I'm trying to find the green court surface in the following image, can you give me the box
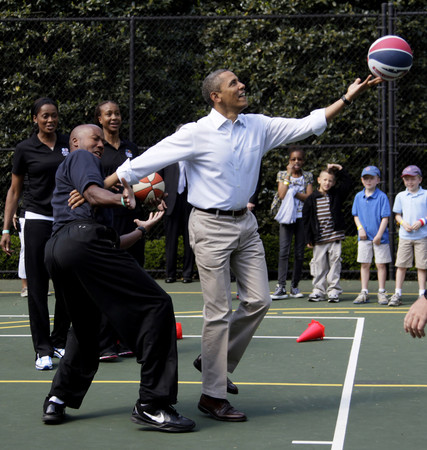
[1,278,426,450]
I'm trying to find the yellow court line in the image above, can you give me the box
[0,325,31,330]
[0,320,30,325]
[2,380,427,388]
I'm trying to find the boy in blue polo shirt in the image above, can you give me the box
[389,165,427,306]
[352,166,391,304]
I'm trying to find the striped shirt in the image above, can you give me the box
[315,195,345,244]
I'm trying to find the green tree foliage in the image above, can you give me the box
[0,1,425,276]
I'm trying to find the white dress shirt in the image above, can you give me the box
[117,107,327,210]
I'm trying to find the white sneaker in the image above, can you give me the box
[377,291,389,305]
[271,284,288,300]
[388,293,402,307]
[290,287,304,298]
[53,348,65,359]
[308,293,326,302]
[353,292,369,304]
[20,287,28,297]
[35,355,53,370]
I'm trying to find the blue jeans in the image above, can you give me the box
[277,218,305,288]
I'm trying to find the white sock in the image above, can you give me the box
[395,288,402,296]
[378,289,386,293]
[361,289,368,294]
[420,289,426,296]
[49,396,64,405]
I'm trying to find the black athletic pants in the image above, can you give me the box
[164,192,195,280]
[44,221,178,408]
[24,219,69,357]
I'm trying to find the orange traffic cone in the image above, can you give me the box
[296,319,325,342]
[176,322,183,340]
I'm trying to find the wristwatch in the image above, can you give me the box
[341,95,352,106]
[137,226,146,236]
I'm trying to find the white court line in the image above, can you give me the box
[291,317,364,449]
[330,317,364,450]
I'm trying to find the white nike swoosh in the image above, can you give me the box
[143,411,165,423]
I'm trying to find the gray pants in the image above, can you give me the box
[310,240,343,298]
[189,208,271,399]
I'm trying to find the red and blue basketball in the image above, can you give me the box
[367,35,413,81]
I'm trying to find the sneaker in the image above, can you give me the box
[308,293,326,302]
[99,351,119,362]
[117,344,134,357]
[42,396,66,424]
[328,296,340,303]
[53,348,65,359]
[131,401,196,432]
[35,355,53,370]
[20,287,28,297]
[290,287,304,298]
[377,291,389,305]
[353,292,369,304]
[388,293,402,307]
[271,285,288,300]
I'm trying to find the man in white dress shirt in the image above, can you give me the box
[106,69,382,422]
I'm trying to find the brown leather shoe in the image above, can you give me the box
[193,354,238,395]
[198,394,247,422]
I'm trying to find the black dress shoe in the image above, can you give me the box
[193,354,238,395]
[42,396,66,424]
[182,278,193,283]
[198,394,247,422]
[165,278,176,283]
[131,401,195,432]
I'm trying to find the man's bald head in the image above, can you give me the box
[69,124,104,159]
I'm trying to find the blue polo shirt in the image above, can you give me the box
[352,187,390,243]
[393,187,427,240]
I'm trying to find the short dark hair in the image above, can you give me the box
[288,146,305,158]
[201,69,229,107]
[94,100,119,126]
[32,97,58,117]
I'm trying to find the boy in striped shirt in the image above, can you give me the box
[303,164,352,302]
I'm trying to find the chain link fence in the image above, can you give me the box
[1,6,426,278]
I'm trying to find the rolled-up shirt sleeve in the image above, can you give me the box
[310,108,327,136]
[264,108,327,151]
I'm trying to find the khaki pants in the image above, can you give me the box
[189,208,271,399]
[310,240,343,298]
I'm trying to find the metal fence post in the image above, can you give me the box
[387,2,397,280]
[129,16,135,142]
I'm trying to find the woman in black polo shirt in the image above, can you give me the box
[94,100,144,360]
[1,98,70,370]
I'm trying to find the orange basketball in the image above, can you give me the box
[132,173,165,203]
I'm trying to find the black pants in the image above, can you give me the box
[24,219,69,357]
[99,212,146,354]
[44,221,178,408]
[164,193,195,279]
[277,218,306,288]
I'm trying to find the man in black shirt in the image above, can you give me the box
[42,124,195,432]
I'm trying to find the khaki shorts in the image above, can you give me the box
[357,240,392,264]
[395,237,427,269]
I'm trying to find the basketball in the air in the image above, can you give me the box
[367,35,413,81]
[132,173,165,203]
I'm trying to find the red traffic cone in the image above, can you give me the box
[176,322,183,340]
[296,319,325,342]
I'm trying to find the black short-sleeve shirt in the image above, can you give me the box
[51,149,105,233]
[12,133,70,216]
[100,139,139,177]
[100,138,142,217]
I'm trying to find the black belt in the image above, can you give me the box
[195,207,247,217]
